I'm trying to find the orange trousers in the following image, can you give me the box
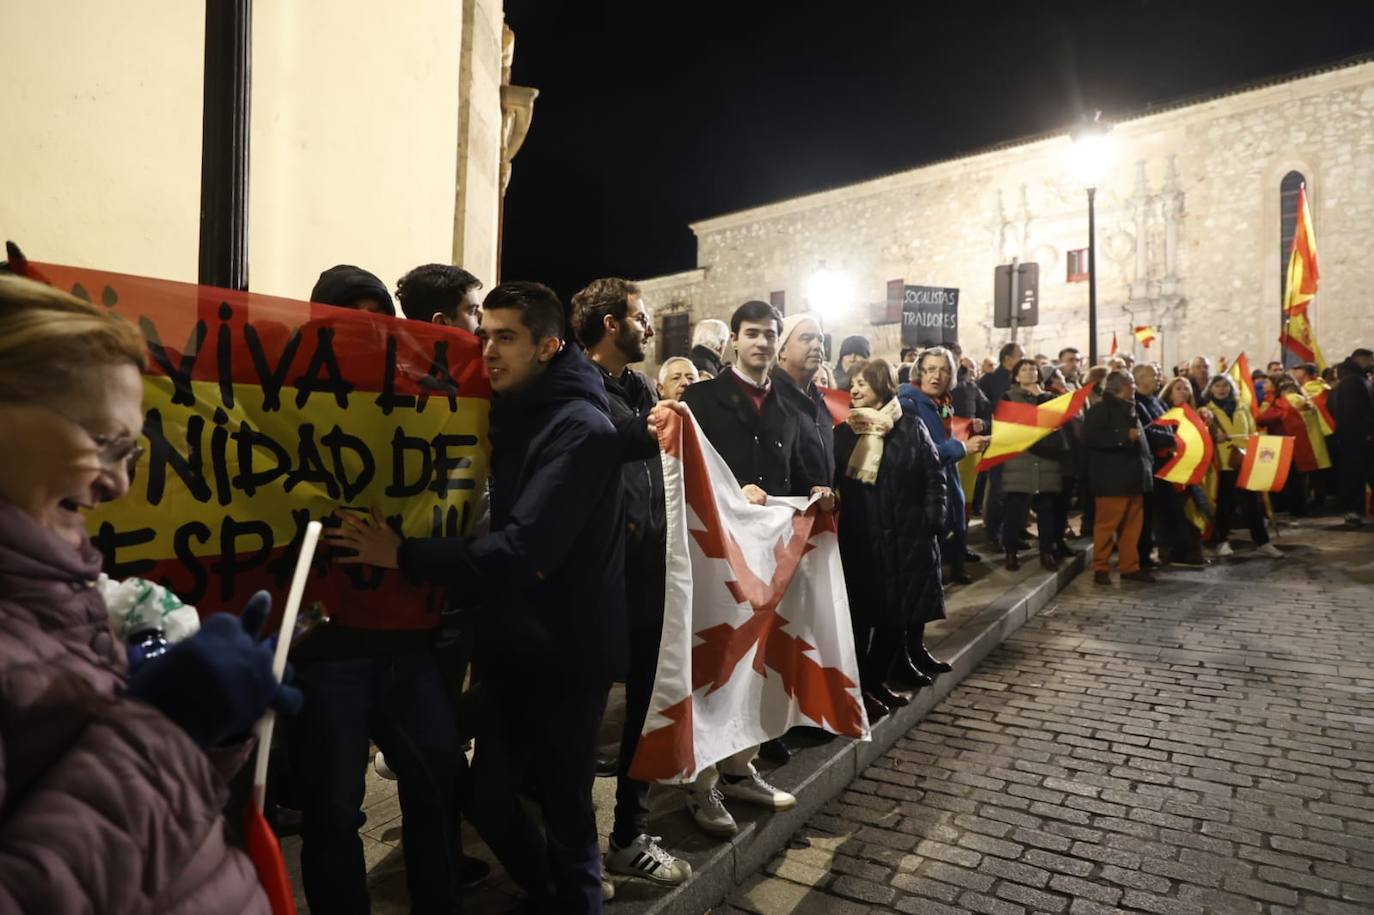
[1093,495,1144,573]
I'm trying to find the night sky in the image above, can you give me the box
[500,1,1374,301]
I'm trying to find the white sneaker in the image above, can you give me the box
[1345,513,1363,527]
[606,834,692,886]
[718,770,797,810]
[602,877,615,902]
[1257,543,1283,558]
[687,786,738,837]
[373,751,398,781]
[1217,542,1234,557]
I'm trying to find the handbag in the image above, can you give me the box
[1227,445,1245,470]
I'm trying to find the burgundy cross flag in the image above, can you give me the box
[629,409,869,783]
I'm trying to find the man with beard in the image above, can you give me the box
[569,278,691,889]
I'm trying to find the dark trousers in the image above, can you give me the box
[469,677,610,914]
[853,623,904,690]
[1002,491,1056,554]
[971,471,988,516]
[983,465,1007,542]
[1339,441,1374,515]
[947,475,969,569]
[612,622,661,846]
[297,651,463,915]
[1153,483,1204,563]
[1137,492,1156,563]
[1216,470,1269,545]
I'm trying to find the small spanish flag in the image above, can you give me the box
[1152,404,1213,486]
[1237,434,1295,492]
[1133,325,1157,348]
[1109,332,1119,356]
[1228,352,1259,419]
[977,385,1094,471]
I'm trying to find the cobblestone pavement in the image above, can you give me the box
[723,519,1374,915]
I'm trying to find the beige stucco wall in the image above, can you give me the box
[647,59,1374,370]
[1,1,504,300]
[0,2,205,281]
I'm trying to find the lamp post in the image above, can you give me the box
[1069,115,1116,365]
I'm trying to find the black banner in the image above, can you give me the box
[901,285,959,347]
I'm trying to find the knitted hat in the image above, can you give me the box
[780,312,822,348]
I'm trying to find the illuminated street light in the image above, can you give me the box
[1069,113,1116,365]
[806,263,853,324]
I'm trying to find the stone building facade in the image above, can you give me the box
[640,56,1374,371]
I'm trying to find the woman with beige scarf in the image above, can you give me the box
[833,359,947,721]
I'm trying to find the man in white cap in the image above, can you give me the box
[771,312,835,492]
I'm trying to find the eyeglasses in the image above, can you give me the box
[42,403,144,471]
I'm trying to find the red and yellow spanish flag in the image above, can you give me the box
[1306,381,1336,435]
[976,385,1093,471]
[1152,405,1213,486]
[1133,325,1157,348]
[1237,434,1295,492]
[1281,185,1326,370]
[1228,352,1259,420]
[1109,332,1119,356]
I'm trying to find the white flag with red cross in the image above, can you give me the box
[628,408,870,784]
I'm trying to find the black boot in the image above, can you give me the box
[888,638,934,690]
[910,643,952,675]
[1005,549,1020,571]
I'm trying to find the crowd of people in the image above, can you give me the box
[3,260,1372,915]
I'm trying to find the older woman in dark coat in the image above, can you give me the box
[834,359,948,721]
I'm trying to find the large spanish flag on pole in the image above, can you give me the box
[1228,353,1259,420]
[1237,434,1296,492]
[976,385,1093,471]
[1281,185,1326,370]
[1152,405,1213,486]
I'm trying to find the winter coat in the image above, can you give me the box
[951,374,992,423]
[1257,395,1322,472]
[689,344,725,380]
[977,365,1013,408]
[1334,359,1374,444]
[399,344,626,684]
[1001,387,1065,495]
[681,370,817,496]
[0,501,269,915]
[771,366,836,497]
[1134,391,1176,471]
[597,363,667,631]
[1083,391,1154,497]
[896,384,969,536]
[834,411,947,630]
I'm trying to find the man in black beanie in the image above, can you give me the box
[833,335,872,391]
[310,264,396,316]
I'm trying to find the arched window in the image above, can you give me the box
[1279,171,1305,365]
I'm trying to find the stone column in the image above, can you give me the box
[1130,160,1151,301]
[1161,155,1183,295]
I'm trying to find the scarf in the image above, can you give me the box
[844,397,902,483]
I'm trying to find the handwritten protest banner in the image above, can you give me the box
[17,257,490,628]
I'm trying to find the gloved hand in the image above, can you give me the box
[127,591,304,748]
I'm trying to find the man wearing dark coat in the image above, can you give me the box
[1334,348,1374,526]
[770,312,835,494]
[328,282,625,914]
[688,318,729,379]
[1131,363,1175,568]
[1083,370,1155,584]
[569,278,690,888]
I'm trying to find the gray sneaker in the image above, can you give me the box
[718,770,797,810]
[687,786,738,837]
[606,834,692,886]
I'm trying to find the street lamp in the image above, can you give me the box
[805,263,854,325]
[1069,113,1116,365]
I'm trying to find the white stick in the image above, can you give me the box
[251,520,323,812]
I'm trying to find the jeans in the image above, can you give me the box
[983,465,1007,542]
[468,677,610,914]
[1153,483,1204,563]
[612,622,661,846]
[297,651,463,915]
